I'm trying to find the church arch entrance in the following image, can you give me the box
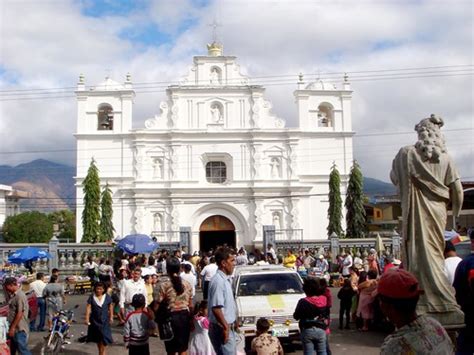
[199,215,236,252]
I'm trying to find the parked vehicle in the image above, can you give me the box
[232,265,304,340]
[42,305,79,354]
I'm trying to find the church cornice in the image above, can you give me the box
[75,89,135,97]
[193,55,237,62]
[166,85,264,93]
[294,89,352,96]
[120,185,312,197]
[75,130,354,140]
[74,133,133,138]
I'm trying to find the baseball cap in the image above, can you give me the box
[377,268,423,299]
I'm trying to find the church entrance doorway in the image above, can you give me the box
[199,215,236,252]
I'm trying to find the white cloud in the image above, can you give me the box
[0,0,472,183]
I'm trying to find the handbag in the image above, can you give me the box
[155,301,174,341]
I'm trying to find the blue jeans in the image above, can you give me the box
[301,326,327,355]
[209,322,236,355]
[30,297,46,331]
[10,331,32,355]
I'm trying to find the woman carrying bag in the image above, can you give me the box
[153,257,193,355]
[293,278,330,355]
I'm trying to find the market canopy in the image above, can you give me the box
[8,246,52,264]
[116,234,159,254]
[444,230,468,245]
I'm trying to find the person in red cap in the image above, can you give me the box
[378,269,453,355]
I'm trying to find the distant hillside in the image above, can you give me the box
[363,177,397,196]
[0,159,75,211]
[0,159,396,211]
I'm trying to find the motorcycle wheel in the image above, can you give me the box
[50,333,62,354]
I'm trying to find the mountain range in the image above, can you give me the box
[0,159,396,212]
[0,159,75,211]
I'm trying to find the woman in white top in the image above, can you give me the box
[84,256,98,281]
[98,258,114,285]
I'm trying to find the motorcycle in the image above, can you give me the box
[42,305,79,354]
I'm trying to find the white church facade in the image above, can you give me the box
[75,43,354,251]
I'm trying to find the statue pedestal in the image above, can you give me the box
[207,122,224,131]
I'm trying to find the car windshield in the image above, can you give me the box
[237,273,303,296]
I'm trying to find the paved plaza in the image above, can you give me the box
[27,289,387,354]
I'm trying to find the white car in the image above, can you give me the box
[232,265,304,339]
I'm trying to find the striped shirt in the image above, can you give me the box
[123,309,157,346]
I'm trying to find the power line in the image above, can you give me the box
[0,64,471,94]
[0,140,471,175]
[0,67,472,101]
[0,126,471,155]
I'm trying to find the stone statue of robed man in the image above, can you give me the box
[390,114,464,327]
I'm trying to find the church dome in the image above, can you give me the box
[305,79,337,91]
[94,76,125,91]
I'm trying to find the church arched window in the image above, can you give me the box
[97,103,114,130]
[210,66,222,85]
[317,102,333,127]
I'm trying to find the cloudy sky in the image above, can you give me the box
[0,0,472,182]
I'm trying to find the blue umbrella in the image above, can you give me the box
[8,246,52,264]
[117,234,159,254]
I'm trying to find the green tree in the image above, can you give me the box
[99,183,115,242]
[327,163,343,237]
[82,159,101,243]
[345,161,367,238]
[49,210,76,242]
[3,211,53,243]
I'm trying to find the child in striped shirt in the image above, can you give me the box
[123,294,156,355]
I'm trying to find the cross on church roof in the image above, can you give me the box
[208,18,222,43]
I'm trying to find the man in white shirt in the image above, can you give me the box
[180,264,197,298]
[29,273,47,331]
[181,254,196,275]
[236,249,248,266]
[342,252,353,277]
[267,244,277,262]
[119,268,147,316]
[200,256,218,300]
[444,241,463,285]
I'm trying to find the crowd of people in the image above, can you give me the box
[3,229,473,355]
